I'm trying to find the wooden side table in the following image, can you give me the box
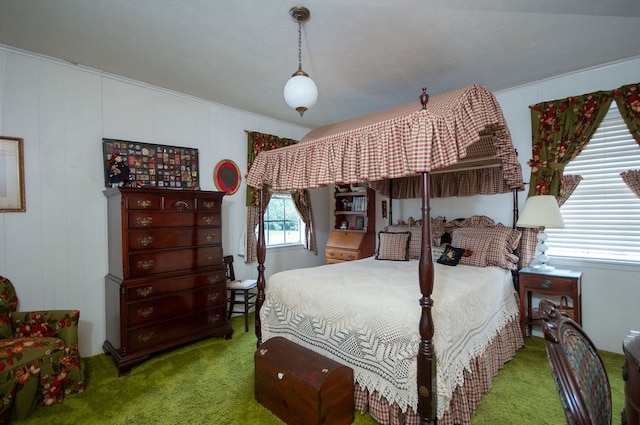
[518,267,582,339]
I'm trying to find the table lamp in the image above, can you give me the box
[516,195,565,270]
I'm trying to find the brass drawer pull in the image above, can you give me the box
[136,200,152,208]
[136,287,153,297]
[137,260,155,270]
[138,332,154,343]
[172,200,189,211]
[203,232,216,242]
[203,254,214,262]
[137,307,154,318]
[208,314,221,324]
[208,275,222,284]
[329,251,335,256]
[136,236,154,247]
[207,293,220,303]
[136,217,153,227]
[201,216,215,225]
[202,201,216,210]
[540,279,552,289]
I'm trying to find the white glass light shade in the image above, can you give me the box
[284,74,318,116]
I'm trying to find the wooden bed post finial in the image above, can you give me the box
[420,87,429,109]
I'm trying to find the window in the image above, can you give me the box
[546,103,640,262]
[261,193,305,247]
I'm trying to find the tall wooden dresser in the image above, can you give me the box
[103,187,233,374]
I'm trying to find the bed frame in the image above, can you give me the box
[247,85,524,424]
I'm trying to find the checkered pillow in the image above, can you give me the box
[451,230,492,267]
[376,231,411,261]
[451,225,521,269]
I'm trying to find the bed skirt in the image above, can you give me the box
[353,316,523,425]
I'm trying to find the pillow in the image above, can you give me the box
[385,225,422,259]
[436,245,465,266]
[451,225,521,269]
[451,231,492,267]
[376,231,411,261]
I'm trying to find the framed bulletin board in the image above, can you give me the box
[102,138,199,189]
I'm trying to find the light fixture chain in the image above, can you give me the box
[297,19,302,69]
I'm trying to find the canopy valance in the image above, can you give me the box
[245,84,523,193]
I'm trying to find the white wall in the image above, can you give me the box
[387,56,640,354]
[0,46,328,357]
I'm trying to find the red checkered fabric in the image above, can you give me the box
[376,231,411,261]
[245,84,523,192]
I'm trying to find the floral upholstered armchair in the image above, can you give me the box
[0,276,85,422]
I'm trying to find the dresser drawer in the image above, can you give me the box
[126,306,226,352]
[519,273,575,293]
[127,246,223,277]
[127,211,221,228]
[125,193,162,210]
[325,248,361,262]
[127,285,226,326]
[126,269,227,301]
[128,227,221,250]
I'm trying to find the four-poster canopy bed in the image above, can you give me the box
[245,84,525,425]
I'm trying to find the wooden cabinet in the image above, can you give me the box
[103,187,232,374]
[325,186,376,264]
[623,330,640,425]
[518,267,582,339]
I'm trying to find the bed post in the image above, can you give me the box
[255,185,267,346]
[418,171,436,425]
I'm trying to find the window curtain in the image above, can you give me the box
[528,90,613,197]
[291,190,318,254]
[614,83,640,198]
[245,131,317,262]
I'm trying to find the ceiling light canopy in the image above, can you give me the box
[283,6,317,117]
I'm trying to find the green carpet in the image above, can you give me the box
[12,315,625,425]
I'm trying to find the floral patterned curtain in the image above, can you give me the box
[245,131,317,262]
[613,83,640,199]
[528,91,613,196]
[613,83,640,146]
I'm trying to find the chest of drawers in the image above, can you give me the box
[103,187,232,374]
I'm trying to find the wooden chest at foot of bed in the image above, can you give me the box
[255,337,354,425]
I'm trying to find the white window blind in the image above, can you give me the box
[546,103,640,262]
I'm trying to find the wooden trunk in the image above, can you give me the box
[255,337,354,425]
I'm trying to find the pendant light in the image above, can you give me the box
[283,6,317,117]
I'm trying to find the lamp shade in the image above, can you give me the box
[516,195,565,228]
[284,74,318,116]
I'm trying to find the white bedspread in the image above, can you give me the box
[260,257,519,418]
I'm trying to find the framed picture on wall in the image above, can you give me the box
[102,138,199,189]
[0,136,26,212]
[354,215,365,231]
[213,159,241,195]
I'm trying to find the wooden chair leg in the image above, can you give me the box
[228,289,236,320]
[243,289,249,332]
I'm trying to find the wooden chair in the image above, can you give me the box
[224,255,257,332]
[538,299,612,425]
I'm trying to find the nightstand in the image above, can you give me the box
[518,267,582,339]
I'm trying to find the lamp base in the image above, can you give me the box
[533,264,555,270]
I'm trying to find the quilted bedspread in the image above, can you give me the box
[260,257,519,419]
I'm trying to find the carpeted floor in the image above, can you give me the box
[12,314,625,425]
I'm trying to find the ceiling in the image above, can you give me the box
[1,0,639,129]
